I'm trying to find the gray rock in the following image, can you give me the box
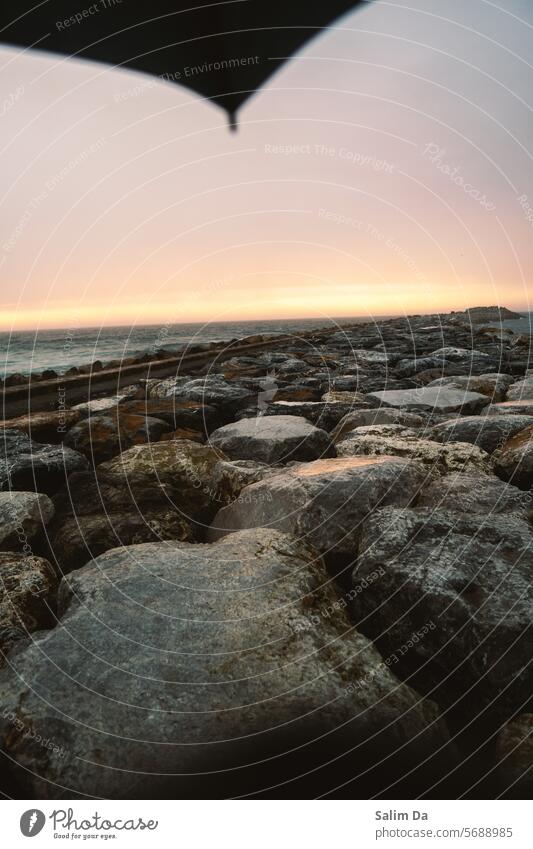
[64,413,172,462]
[0,491,54,550]
[237,401,355,432]
[427,373,513,402]
[210,459,275,504]
[430,415,533,454]
[209,415,335,465]
[430,346,491,363]
[51,510,194,574]
[483,401,533,416]
[352,508,532,718]
[417,472,529,514]
[209,455,427,556]
[367,387,488,414]
[170,377,255,424]
[506,377,533,402]
[0,551,57,661]
[0,529,454,798]
[493,425,533,489]
[98,439,226,525]
[72,396,126,416]
[331,409,425,442]
[336,428,492,475]
[0,429,89,495]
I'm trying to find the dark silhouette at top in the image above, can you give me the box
[0,0,370,128]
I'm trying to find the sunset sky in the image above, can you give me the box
[1,0,532,331]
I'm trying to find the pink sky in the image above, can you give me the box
[1,0,532,330]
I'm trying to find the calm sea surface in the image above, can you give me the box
[1,313,529,378]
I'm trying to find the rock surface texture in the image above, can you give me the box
[0,529,454,798]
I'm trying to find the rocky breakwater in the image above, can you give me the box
[0,307,531,798]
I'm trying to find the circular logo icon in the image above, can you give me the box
[20,809,46,837]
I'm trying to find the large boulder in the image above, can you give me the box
[51,510,193,574]
[0,429,88,494]
[168,377,255,426]
[97,439,226,526]
[209,456,427,557]
[64,412,172,462]
[0,551,57,661]
[427,373,513,402]
[72,396,126,416]
[430,415,533,454]
[493,425,533,489]
[209,415,335,465]
[483,400,533,416]
[0,410,80,443]
[239,400,355,431]
[331,409,425,443]
[336,427,492,475]
[0,529,454,798]
[0,491,54,550]
[119,398,219,433]
[367,387,488,414]
[417,472,529,514]
[506,377,533,401]
[352,508,532,719]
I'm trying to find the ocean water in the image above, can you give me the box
[1,313,529,379]
[0,317,367,379]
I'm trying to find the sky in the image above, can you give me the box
[0,0,532,331]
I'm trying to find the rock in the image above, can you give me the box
[493,425,533,489]
[159,427,205,443]
[321,391,373,405]
[417,472,529,514]
[336,427,492,475]
[0,491,55,550]
[367,387,489,414]
[209,416,335,465]
[273,385,319,402]
[0,429,89,494]
[209,456,426,557]
[352,508,532,719]
[430,346,491,363]
[483,401,533,416]
[0,529,454,798]
[353,349,393,365]
[457,306,522,323]
[3,373,27,387]
[0,410,81,443]
[430,415,533,454]
[98,439,226,525]
[64,413,172,463]
[495,715,533,796]
[506,377,533,401]
[146,376,192,399]
[41,369,58,381]
[169,377,255,425]
[72,396,126,416]
[331,409,425,442]
[238,401,355,431]
[51,510,193,574]
[119,398,218,432]
[395,356,453,378]
[210,459,274,504]
[427,373,513,402]
[0,551,57,661]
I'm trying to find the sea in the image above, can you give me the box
[0,317,364,379]
[0,313,529,379]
